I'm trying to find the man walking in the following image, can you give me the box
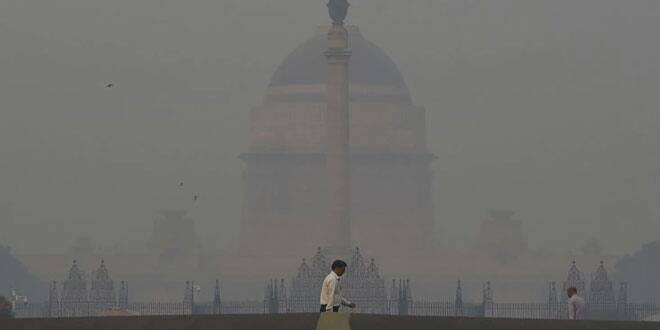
[566,287,586,320]
[320,260,356,312]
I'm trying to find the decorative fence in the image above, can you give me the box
[12,300,660,321]
[12,301,265,318]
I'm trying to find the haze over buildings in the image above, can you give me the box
[1,0,660,301]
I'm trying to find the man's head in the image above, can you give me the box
[567,287,578,298]
[331,260,348,276]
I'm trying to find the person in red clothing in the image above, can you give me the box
[567,287,586,320]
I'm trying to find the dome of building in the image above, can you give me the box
[269,26,408,90]
[240,25,436,258]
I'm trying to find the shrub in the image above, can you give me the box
[0,296,13,318]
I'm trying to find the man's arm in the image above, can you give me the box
[340,296,355,308]
[339,289,355,308]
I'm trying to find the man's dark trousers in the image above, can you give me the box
[320,304,339,312]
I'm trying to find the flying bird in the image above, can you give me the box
[193,195,199,202]
[106,83,114,88]
[179,182,185,187]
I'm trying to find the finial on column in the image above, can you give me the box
[327,0,350,25]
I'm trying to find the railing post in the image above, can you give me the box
[264,279,279,314]
[455,280,464,317]
[482,281,494,318]
[213,279,222,315]
[397,279,409,316]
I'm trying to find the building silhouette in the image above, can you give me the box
[148,210,201,268]
[239,26,436,257]
[60,260,87,317]
[475,210,528,262]
[89,260,116,306]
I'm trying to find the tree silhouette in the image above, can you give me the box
[0,296,12,318]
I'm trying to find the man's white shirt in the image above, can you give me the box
[320,271,351,310]
[567,295,586,320]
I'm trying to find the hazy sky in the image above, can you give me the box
[1,0,659,255]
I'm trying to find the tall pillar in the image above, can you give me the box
[324,21,352,251]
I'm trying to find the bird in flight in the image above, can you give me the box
[106,83,114,88]
[179,182,185,187]
[193,195,199,202]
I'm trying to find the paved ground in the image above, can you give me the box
[316,313,350,330]
[2,313,659,330]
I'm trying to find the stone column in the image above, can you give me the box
[324,23,352,251]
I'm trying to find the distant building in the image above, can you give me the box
[239,26,437,257]
[148,210,201,267]
[475,210,528,262]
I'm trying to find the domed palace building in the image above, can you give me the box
[239,26,437,258]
